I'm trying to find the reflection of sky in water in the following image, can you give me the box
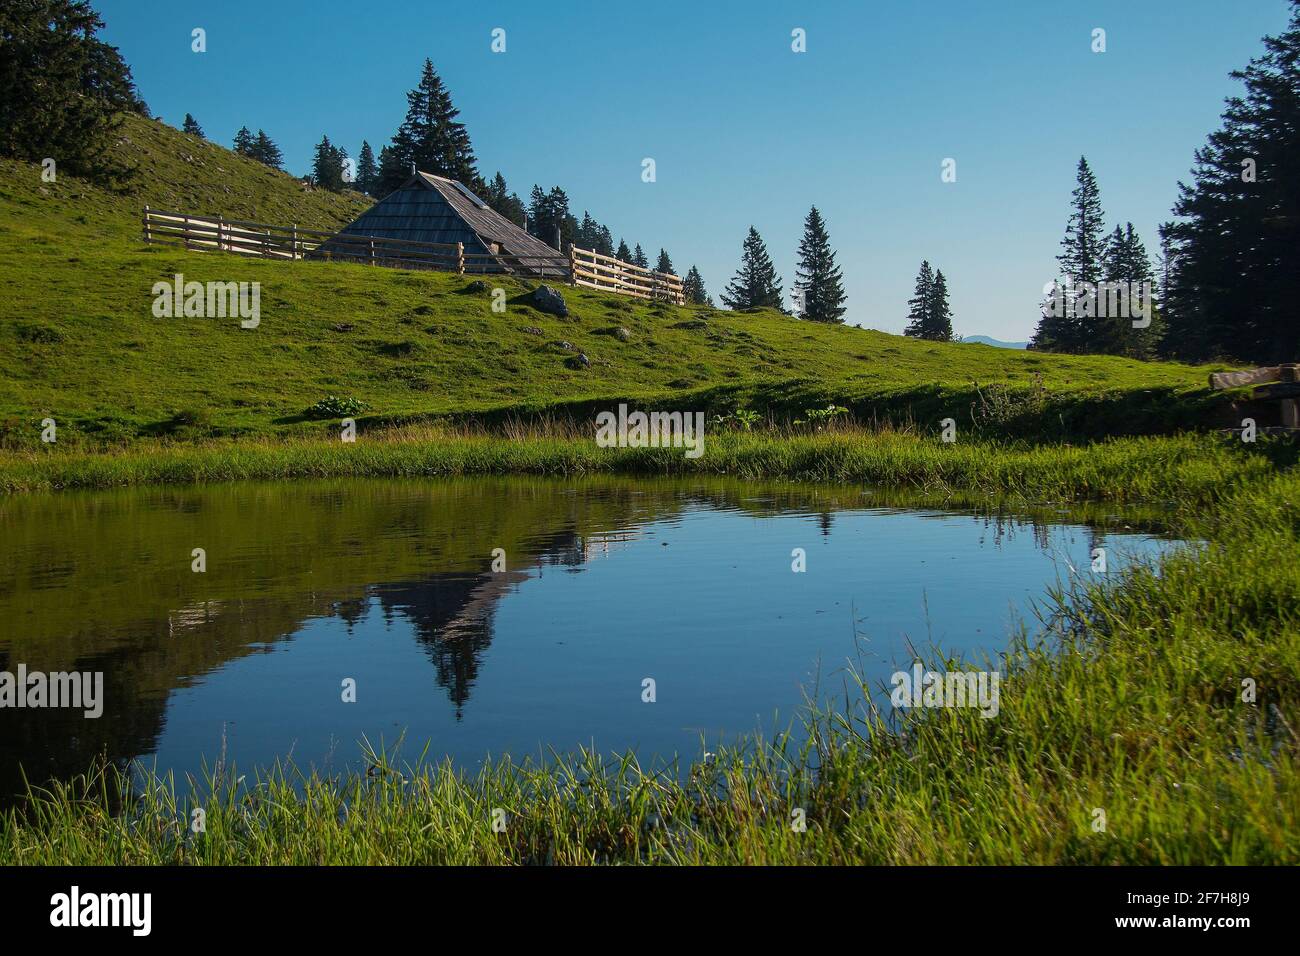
[142,501,1180,779]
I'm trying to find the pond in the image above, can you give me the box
[0,476,1183,801]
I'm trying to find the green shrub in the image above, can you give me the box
[305,395,368,419]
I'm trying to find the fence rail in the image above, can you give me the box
[142,206,678,299]
[569,245,684,304]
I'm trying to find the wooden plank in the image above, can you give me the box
[1254,382,1300,400]
[1210,366,1286,389]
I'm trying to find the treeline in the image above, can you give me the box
[1159,1,1299,364]
[1032,3,1299,364]
[0,0,150,183]
[1028,156,1163,358]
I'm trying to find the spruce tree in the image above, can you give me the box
[1100,222,1162,358]
[683,266,712,306]
[182,113,204,138]
[1060,156,1107,286]
[632,244,648,269]
[252,129,283,170]
[1031,157,1110,352]
[793,206,846,322]
[903,261,934,337]
[1030,281,1072,353]
[485,172,525,225]
[312,135,345,191]
[926,270,953,341]
[577,212,598,249]
[527,185,547,237]
[233,126,254,156]
[356,141,378,195]
[655,249,674,275]
[384,59,479,193]
[615,240,632,263]
[376,145,408,198]
[597,226,615,257]
[720,227,784,311]
[1048,156,1107,351]
[1162,1,1300,362]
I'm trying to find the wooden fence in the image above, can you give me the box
[142,206,680,300]
[569,246,685,304]
[142,206,570,278]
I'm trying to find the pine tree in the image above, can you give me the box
[356,141,378,195]
[793,206,847,323]
[1060,156,1107,286]
[720,227,784,311]
[615,240,632,263]
[576,212,598,249]
[597,226,615,258]
[1039,156,1108,351]
[631,244,648,269]
[233,126,254,156]
[927,270,953,341]
[1161,2,1300,363]
[383,59,479,194]
[1099,222,1163,358]
[251,129,283,170]
[655,249,674,275]
[1031,157,1111,352]
[683,266,712,306]
[182,113,204,138]
[903,261,934,337]
[312,135,345,191]
[376,145,408,198]
[1029,280,1072,353]
[484,172,526,225]
[527,185,547,236]
[521,185,577,247]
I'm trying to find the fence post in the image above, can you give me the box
[1283,365,1299,429]
[457,241,464,274]
[568,245,577,286]
[370,238,375,266]
[216,214,224,252]
[142,205,151,243]
[292,223,298,260]
[182,214,191,250]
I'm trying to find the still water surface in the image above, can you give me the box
[0,477,1182,797]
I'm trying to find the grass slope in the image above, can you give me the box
[0,115,1231,452]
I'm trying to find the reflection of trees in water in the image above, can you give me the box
[1,482,1150,807]
[373,575,497,719]
[370,528,584,718]
[0,644,169,810]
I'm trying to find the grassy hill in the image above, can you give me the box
[0,114,1231,450]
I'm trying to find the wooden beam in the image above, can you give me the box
[1252,382,1300,400]
[1209,366,1289,389]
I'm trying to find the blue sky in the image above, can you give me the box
[98,0,1290,340]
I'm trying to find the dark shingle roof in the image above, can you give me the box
[318,172,565,275]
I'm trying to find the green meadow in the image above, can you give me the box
[0,114,1235,454]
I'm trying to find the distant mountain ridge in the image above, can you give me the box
[961,335,1029,349]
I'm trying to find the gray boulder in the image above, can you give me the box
[531,285,568,317]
